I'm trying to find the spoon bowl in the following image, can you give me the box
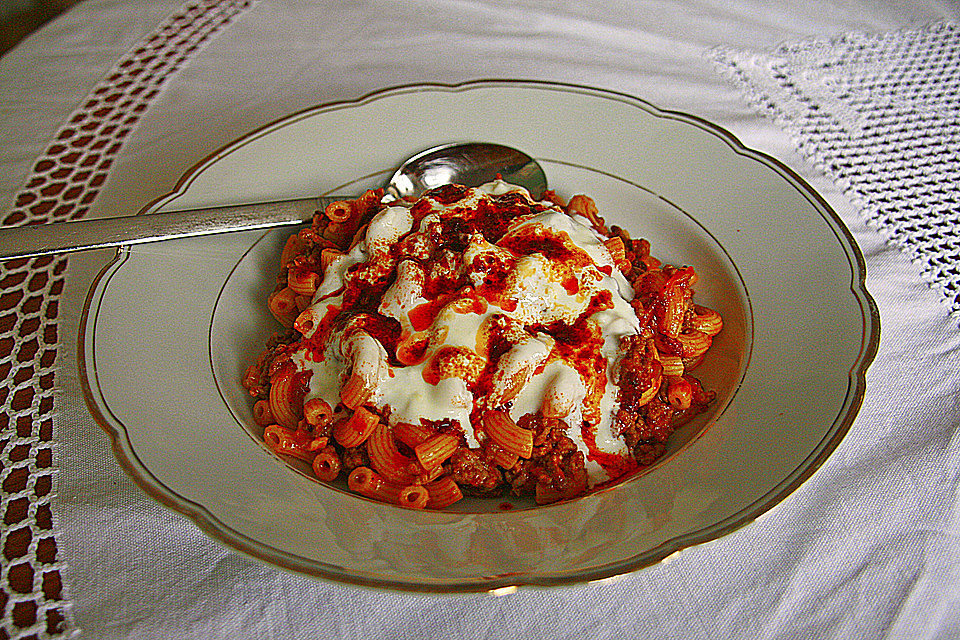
[386,142,547,201]
[0,142,547,260]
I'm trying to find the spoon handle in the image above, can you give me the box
[0,196,334,261]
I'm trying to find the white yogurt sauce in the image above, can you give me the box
[291,180,642,485]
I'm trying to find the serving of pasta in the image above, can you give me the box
[242,179,722,509]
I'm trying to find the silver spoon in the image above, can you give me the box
[0,142,548,260]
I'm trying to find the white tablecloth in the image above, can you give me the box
[2,1,959,638]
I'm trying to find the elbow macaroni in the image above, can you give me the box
[242,180,723,509]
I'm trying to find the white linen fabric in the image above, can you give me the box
[2,0,960,638]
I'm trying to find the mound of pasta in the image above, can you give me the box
[242,180,721,509]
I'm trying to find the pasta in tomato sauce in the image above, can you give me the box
[242,179,721,509]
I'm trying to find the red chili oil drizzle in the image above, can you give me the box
[424,268,466,299]
[408,198,437,227]
[300,303,342,361]
[349,313,401,361]
[499,232,573,262]
[538,312,606,412]
[289,367,313,419]
[408,294,452,333]
[580,423,638,480]
[500,234,580,295]
[399,188,545,343]
[499,227,593,268]
[421,346,461,387]
[300,263,401,361]
[531,290,623,472]
[294,251,403,362]
[471,252,515,302]
[408,287,487,333]
[341,263,397,311]
[435,190,545,243]
[467,316,519,425]
[535,290,613,348]
[485,316,517,364]
[425,183,469,206]
[401,335,431,366]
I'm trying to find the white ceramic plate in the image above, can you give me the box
[80,81,878,591]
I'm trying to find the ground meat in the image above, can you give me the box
[534,433,587,495]
[504,459,537,495]
[446,447,503,494]
[503,419,587,500]
[242,331,299,399]
[615,335,662,413]
[341,446,369,471]
[519,413,560,446]
[611,332,679,471]
[619,410,672,465]
[618,394,676,449]
[632,440,667,466]
[614,409,643,450]
[641,396,675,441]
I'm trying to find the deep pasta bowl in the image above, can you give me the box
[80,80,878,591]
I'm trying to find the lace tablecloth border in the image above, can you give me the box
[710,22,960,317]
[0,1,255,638]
